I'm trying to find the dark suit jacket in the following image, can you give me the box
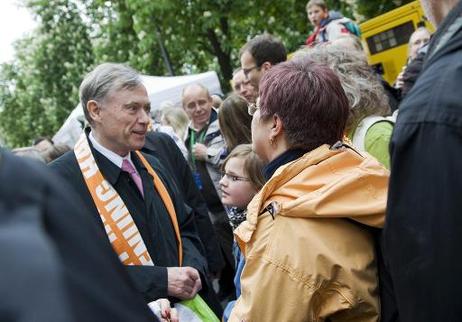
[49,136,207,302]
[0,149,156,322]
[143,131,225,274]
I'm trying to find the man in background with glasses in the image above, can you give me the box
[239,34,287,100]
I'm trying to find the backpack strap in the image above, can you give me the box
[341,19,361,37]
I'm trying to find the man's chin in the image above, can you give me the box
[130,137,146,151]
[245,96,256,104]
[194,117,210,129]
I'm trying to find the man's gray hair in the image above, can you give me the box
[294,45,390,132]
[79,63,143,124]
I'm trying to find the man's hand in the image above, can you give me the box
[395,66,406,89]
[148,299,179,322]
[167,267,202,300]
[192,143,208,161]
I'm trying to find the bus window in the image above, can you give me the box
[366,21,415,55]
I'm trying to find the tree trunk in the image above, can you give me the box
[206,28,233,93]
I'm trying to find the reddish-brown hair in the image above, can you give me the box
[258,57,349,151]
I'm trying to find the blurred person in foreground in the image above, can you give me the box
[384,0,462,321]
[50,63,221,316]
[229,57,388,321]
[0,148,160,322]
[299,45,393,168]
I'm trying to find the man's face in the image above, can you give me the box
[232,70,258,103]
[240,50,263,90]
[232,70,245,94]
[409,28,431,59]
[307,5,328,27]
[92,85,151,156]
[182,85,213,130]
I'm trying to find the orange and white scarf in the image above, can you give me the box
[74,133,183,266]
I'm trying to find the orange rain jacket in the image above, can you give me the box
[229,144,389,322]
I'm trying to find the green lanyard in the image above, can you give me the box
[189,129,206,168]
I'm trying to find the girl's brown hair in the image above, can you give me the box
[218,94,253,152]
[222,144,265,191]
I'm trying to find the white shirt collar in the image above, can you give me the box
[88,131,134,169]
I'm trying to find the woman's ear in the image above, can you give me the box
[270,114,283,138]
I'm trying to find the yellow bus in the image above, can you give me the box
[360,1,435,85]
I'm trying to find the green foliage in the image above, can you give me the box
[355,0,415,21]
[86,0,310,87]
[0,0,413,147]
[0,0,93,147]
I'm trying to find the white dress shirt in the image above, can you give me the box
[88,131,139,175]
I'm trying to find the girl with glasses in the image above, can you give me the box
[219,144,265,322]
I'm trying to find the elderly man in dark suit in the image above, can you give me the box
[50,63,221,316]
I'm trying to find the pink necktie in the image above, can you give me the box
[121,159,144,198]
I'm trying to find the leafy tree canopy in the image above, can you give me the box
[0,0,411,147]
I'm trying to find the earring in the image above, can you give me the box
[269,137,275,146]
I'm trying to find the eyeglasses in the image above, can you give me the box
[221,172,250,182]
[248,97,261,116]
[242,65,260,78]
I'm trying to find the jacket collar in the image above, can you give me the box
[263,148,308,180]
[235,144,339,244]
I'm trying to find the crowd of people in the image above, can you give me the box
[1,0,462,321]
